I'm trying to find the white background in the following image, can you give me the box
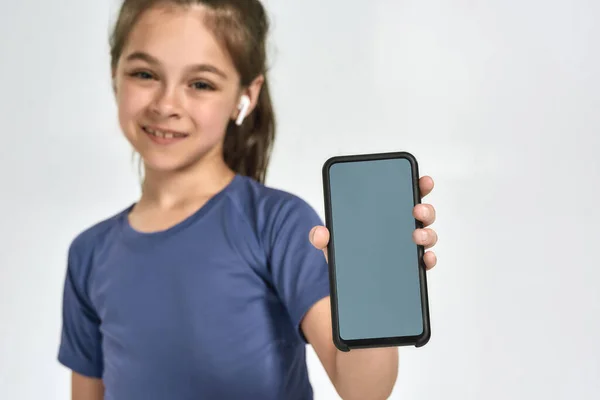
[1,0,599,399]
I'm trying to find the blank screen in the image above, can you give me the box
[328,158,423,340]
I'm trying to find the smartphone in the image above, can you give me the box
[322,151,431,352]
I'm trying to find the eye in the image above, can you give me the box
[191,81,214,91]
[129,71,154,80]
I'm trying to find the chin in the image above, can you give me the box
[138,145,220,174]
[140,154,195,173]
[124,127,224,174]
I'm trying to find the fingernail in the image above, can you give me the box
[421,230,428,242]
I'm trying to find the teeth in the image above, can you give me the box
[144,127,186,139]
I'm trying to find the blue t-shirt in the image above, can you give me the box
[57,174,331,400]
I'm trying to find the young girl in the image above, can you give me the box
[57,1,439,399]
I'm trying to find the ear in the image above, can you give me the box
[232,74,265,122]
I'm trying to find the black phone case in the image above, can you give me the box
[322,151,431,352]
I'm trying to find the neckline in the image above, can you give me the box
[119,174,243,243]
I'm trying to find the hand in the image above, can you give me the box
[310,175,438,270]
[412,175,438,270]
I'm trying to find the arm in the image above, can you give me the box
[302,175,438,399]
[58,237,105,398]
[261,197,394,397]
[301,297,398,400]
[72,372,104,400]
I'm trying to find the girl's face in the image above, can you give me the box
[113,5,242,173]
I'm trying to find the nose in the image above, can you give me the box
[150,85,182,118]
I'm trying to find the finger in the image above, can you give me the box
[413,204,436,227]
[423,251,437,270]
[419,176,434,198]
[413,228,438,249]
[309,225,330,262]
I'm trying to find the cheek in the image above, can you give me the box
[188,96,233,139]
[117,83,151,128]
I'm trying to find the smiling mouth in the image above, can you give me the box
[142,125,189,139]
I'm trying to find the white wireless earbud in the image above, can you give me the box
[236,95,251,126]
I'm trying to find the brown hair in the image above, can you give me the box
[109,0,275,184]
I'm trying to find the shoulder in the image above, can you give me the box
[233,177,322,245]
[67,206,130,272]
[229,175,323,233]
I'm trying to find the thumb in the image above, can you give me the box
[309,225,330,262]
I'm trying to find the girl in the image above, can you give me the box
[57,1,439,399]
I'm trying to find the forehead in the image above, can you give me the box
[123,5,234,72]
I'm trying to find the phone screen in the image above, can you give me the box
[327,157,423,341]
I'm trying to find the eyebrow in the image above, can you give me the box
[124,51,228,79]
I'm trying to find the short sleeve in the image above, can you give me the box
[57,240,104,378]
[266,197,331,342]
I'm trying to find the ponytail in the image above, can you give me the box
[223,78,275,184]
